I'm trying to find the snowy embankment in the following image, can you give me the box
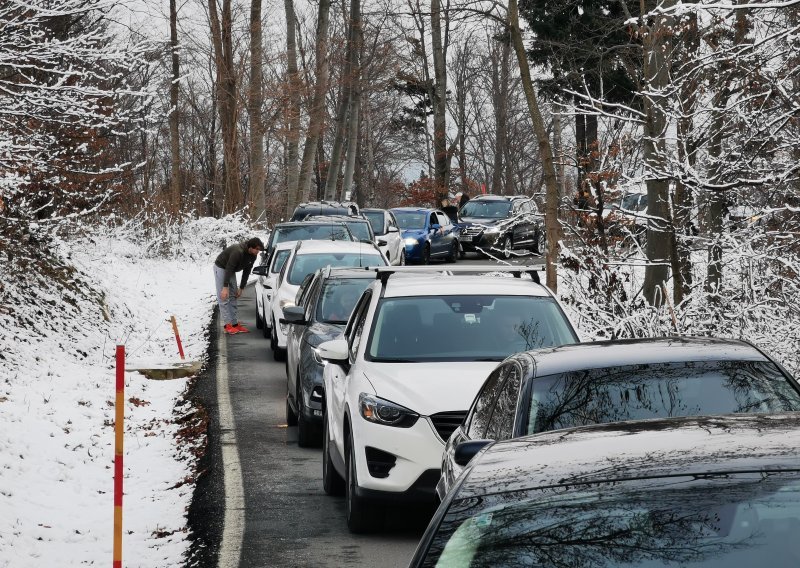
[0,216,254,567]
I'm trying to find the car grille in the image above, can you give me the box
[460,226,483,239]
[429,411,468,442]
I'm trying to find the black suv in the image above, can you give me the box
[458,195,544,259]
[290,201,360,221]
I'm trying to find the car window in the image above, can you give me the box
[304,277,323,319]
[295,273,315,305]
[460,200,513,218]
[526,360,800,435]
[466,367,508,439]
[394,211,427,229]
[366,295,577,362]
[345,220,373,241]
[287,252,385,285]
[348,292,372,360]
[270,249,291,274]
[363,211,386,235]
[388,212,398,229]
[484,364,522,440]
[316,278,372,324]
[273,224,352,244]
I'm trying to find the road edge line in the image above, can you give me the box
[217,322,245,568]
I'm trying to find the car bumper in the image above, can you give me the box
[459,232,500,252]
[352,414,445,501]
[404,241,425,261]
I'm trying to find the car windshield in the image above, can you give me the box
[287,253,384,285]
[316,278,372,324]
[367,296,576,362]
[271,249,291,274]
[423,472,800,567]
[525,361,800,435]
[363,211,385,235]
[460,200,512,219]
[343,221,373,241]
[394,212,427,230]
[272,224,352,245]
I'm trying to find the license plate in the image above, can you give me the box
[461,236,473,242]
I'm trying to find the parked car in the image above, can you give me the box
[458,194,544,259]
[412,412,800,567]
[391,207,460,264]
[263,220,354,257]
[361,208,405,266]
[268,240,386,360]
[290,200,359,221]
[251,241,294,334]
[282,267,376,446]
[437,337,800,498]
[316,266,578,532]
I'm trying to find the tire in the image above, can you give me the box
[271,319,286,361]
[346,436,382,533]
[255,300,264,329]
[297,377,318,447]
[286,396,297,427]
[322,413,345,496]
[501,235,513,260]
[399,249,406,266]
[458,242,467,260]
[261,304,269,339]
[422,244,431,265]
[446,240,458,263]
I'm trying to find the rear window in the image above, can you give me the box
[343,221,373,241]
[287,253,385,285]
[526,360,800,435]
[272,224,352,245]
[363,211,385,235]
[316,278,372,323]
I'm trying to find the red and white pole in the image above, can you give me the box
[113,345,124,568]
[170,315,185,360]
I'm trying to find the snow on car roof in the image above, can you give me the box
[381,274,551,298]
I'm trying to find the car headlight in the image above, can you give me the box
[404,237,419,246]
[359,394,419,428]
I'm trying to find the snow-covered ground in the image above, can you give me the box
[0,216,255,567]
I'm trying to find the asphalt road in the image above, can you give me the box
[188,251,545,568]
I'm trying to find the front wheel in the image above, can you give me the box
[501,235,513,260]
[422,244,431,265]
[533,230,547,255]
[399,249,406,266]
[255,300,264,329]
[297,378,318,447]
[261,304,269,338]
[446,240,458,263]
[271,319,286,361]
[346,437,382,533]
[322,413,345,495]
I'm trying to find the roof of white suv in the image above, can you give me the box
[293,239,383,256]
[379,274,551,298]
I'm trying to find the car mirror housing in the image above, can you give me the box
[454,439,492,467]
[252,265,268,276]
[387,226,399,233]
[317,339,349,362]
[281,305,306,324]
[377,239,388,247]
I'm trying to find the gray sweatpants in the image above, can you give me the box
[213,265,239,326]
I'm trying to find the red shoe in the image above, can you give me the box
[224,323,240,335]
[232,323,250,333]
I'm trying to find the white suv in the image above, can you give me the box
[317,267,579,532]
[269,239,387,360]
[253,241,294,336]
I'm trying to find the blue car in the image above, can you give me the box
[390,207,460,264]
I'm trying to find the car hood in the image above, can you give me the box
[401,228,428,240]
[305,322,344,347]
[459,216,505,227]
[362,361,498,416]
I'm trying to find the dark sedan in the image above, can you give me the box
[282,267,375,446]
[438,337,800,498]
[414,412,800,567]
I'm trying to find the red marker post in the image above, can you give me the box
[170,315,185,360]
[114,345,124,567]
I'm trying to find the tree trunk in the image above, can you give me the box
[208,0,241,215]
[641,0,676,305]
[169,0,182,214]
[430,0,449,198]
[284,0,302,217]
[249,0,265,220]
[297,0,331,203]
[508,0,561,291]
[340,2,362,200]
[491,35,510,195]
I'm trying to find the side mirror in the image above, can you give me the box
[377,239,388,247]
[430,223,441,232]
[387,225,399,233]
[252,265,268,276]
[454,440,492,467]
[281,305,306,325]
[316,339,349,362]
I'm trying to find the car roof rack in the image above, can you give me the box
[365,265,543,286]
